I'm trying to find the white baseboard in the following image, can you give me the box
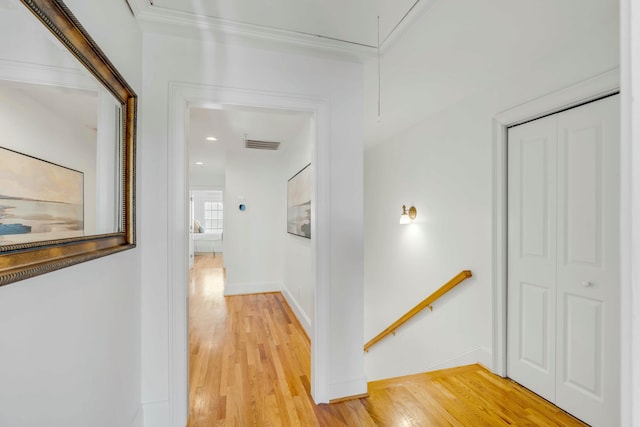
[281,286,311,336]
[328,376,368,401]
[142,401,170,427]
[428,346,492,372]
[129,405,144,427]
[224,281,282,296]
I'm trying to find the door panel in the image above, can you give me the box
[507,115,557,402]
[520,138,551,258]
[519,282,550,371]
[563,293,603,398]
[562,124,602,267]
[555,96,620,427]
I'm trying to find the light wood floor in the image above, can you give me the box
[188,254,587,426]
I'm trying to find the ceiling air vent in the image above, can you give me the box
[245,139,281,150]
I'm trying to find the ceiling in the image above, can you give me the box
[134,0,438,169]
[137,0,618,154]
[128,0,440,155]
[189,106,312,178]
[130,0,430,50]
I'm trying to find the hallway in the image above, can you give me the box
[188,254,363,425]
[187,255,587,426]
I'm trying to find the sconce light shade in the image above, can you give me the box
[400,205,417,224]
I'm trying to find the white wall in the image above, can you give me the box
[0,1,142,427]
[141,31,365,420]
[0,85,97,236]
[365,100,492,379]
[365,0,619,146]
[223,149,284,294]
[190,171,225,188]
[364,0,619,380]
[281,118,314,334]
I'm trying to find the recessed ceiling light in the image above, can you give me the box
[195,161,204,165]
[205,136,217,141]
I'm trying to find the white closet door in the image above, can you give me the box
[507,95,620,427]
[555,95,620,427]
[507,115,558,402]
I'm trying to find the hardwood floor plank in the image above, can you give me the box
[188,254,588,426]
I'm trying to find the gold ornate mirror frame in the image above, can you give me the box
[0,0,137,286]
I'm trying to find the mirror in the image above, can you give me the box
[0,0,136,286]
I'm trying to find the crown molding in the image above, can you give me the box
[128,0,436,57]
[136,5,377,58]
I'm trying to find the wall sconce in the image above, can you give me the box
[400,205,417,224]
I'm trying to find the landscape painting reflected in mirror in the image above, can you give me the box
[0,146,83,245]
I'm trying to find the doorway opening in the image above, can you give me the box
[167,83,332,423]
[184,102,317,420]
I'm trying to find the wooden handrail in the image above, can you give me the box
[364,270,472,352]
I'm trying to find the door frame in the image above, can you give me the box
[491,68,620,377]
[166,81,331,425]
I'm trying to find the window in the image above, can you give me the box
[204,201,223,232]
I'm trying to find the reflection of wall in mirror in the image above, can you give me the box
[0,84,95,241]
[0,2,122,239]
